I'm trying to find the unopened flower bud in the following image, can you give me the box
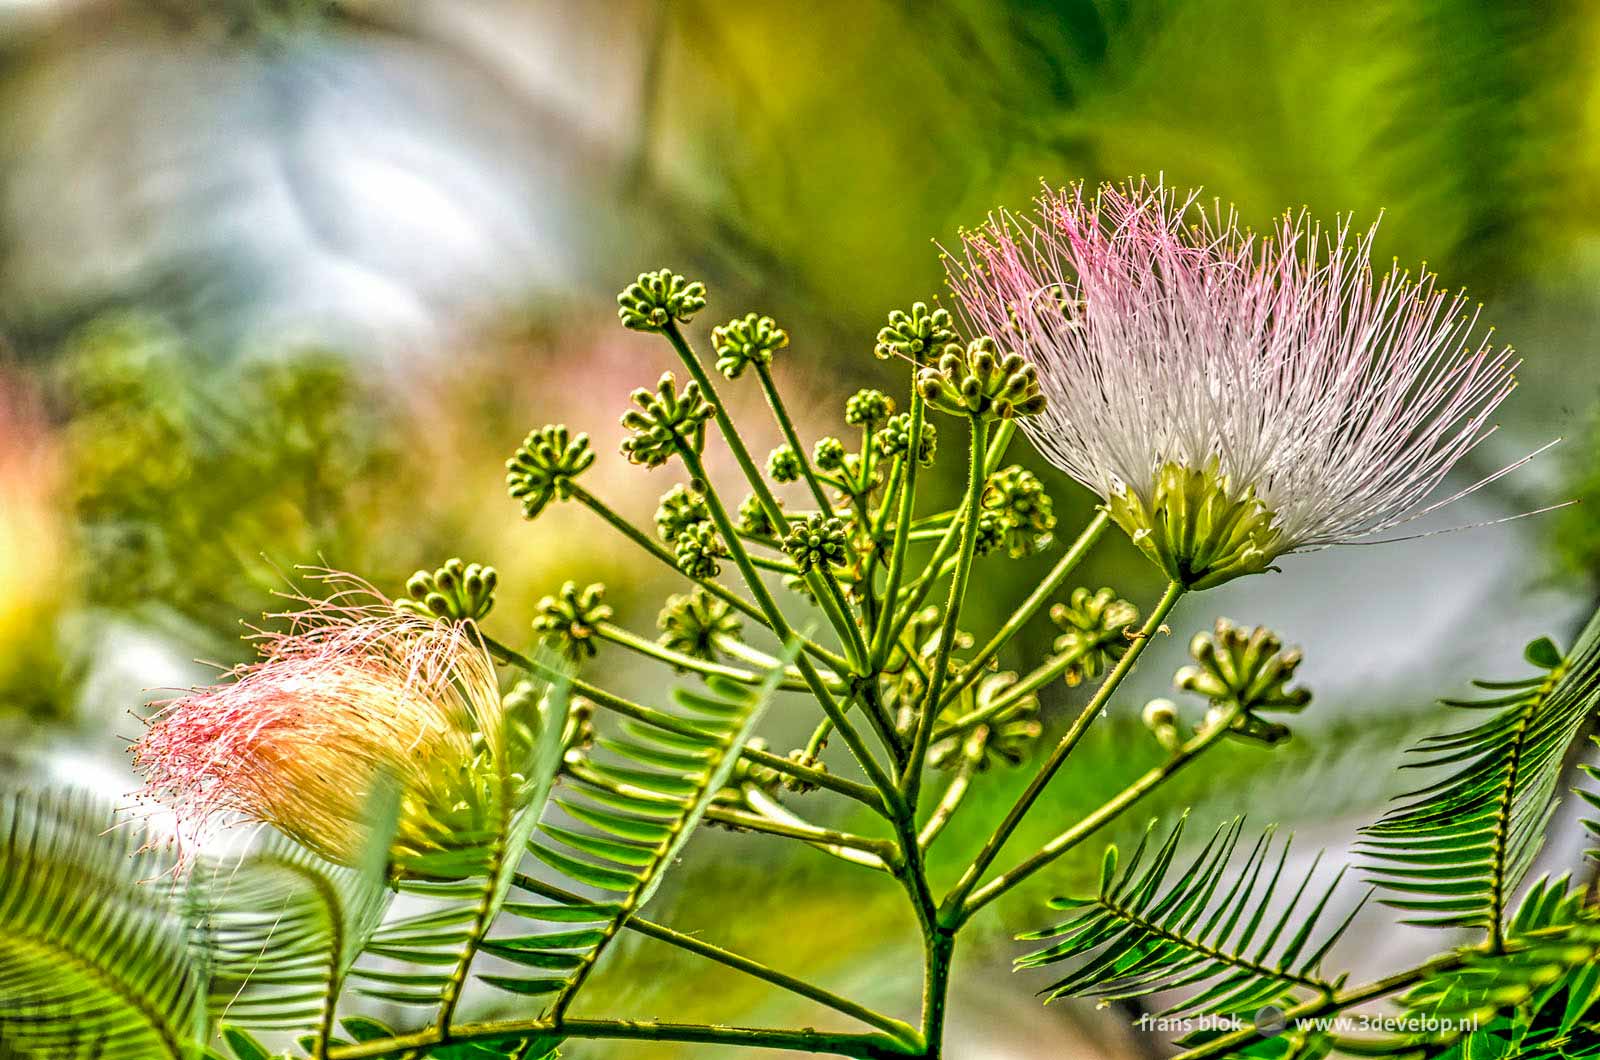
[844,388,895,429]
[767,445,802,483]
[620,372,714,468]
[813,436,848,472]
[916,337,1047,419]
[711,313,788,378]
[783,514,849,574]
[533,581,612,662]
[506,424,595,519]
[674,521,725,579]
[617,268,707,332]
[655,483,710,544]
[1141,698,1181,752]
[398,558,498,622]
[875,302,959,362]
[874,412,937,466]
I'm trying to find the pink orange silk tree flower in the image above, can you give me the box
[945,179,1533,589]
[132,574,528,874]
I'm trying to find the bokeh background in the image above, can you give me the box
[2,2,1599,1057]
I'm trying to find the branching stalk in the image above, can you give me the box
[939,581,1184,924]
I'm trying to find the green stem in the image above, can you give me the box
[324,1019,916,1060]
[903,416,988,801]
[939,581,1184,925]
[678,446,903,805]
[484,636,885,812]
[921,929,957,1060]
[709,797,898,865]
[663,322,869,670]
[742,787,899,872]
[568,483,848,673]
[869,393,925,669]
[917,730,985,850]
[754,360,836,519]
[937,511,1109,709]
[513,874,917,1044]
[928,646,1087,744]
[982,419,1015,475]
[952,702,1239,923]
[595,622,818,690]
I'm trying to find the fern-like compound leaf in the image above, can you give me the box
[489,655,790,1014]
[1018,817,1360,1020]
[1400,876,1600,1059]
[0,789,207,1059]
[1360,611,1600,934]
[186,826,392,1045]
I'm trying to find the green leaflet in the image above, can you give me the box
[489,650,794,1013]
[1401,876,1600,1059]
[0,789,207,1060]
[1018,817,1359,1021]
[185,827,392,1041]
[1360,615,1600,934]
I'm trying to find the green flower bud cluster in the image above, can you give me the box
[844,388,895,429]
[1049,587,1139,686]
[620,372,713,468]
[930,670,1042,771]
[506,424,594,519]
[657,585,741,663]
[617,268,707,332]
[674,521,725,578]
[873,412,937,466]
[1176,618,1311,744]
[812,436,848,472]
[711,313,789,379]
[737,493,779,537]
[973,509,1005,557]
[655,484,710,544]
[397,558,498,621]
[783,515,849,574]
[767,445,802,483]
[981,465,1056,557]
[875,302,959,362]
[533,581,612,662]
[915,337,1047,420]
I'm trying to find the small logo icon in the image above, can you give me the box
[1254,1004,1287,1035]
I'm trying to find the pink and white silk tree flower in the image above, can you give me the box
[132,574,525,874]
[945,178,1530,590]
